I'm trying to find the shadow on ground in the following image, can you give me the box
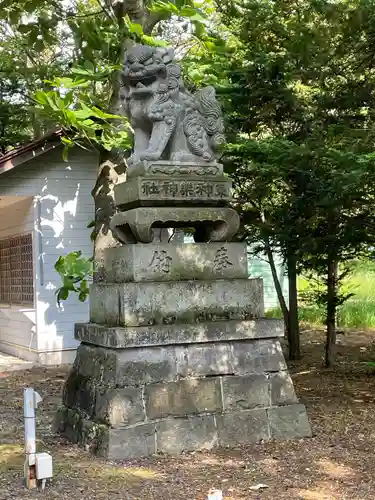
[1,330,375,499]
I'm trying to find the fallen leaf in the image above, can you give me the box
[249,483,269,491]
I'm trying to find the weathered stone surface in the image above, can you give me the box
[232,339,287,374]
[55,406,107,448]
[57,401,312,458]
[57,406,155,459]
[74,344,115,381]
[216,409,270,446]
[115,346,187,386]
[55,406,75,437]
[222,375,270,411]
[75,343,186,387]
[110,206,240,244]
[62,370,97,417]
[73,343,111,381]
[182,339,286,379]
[126,161,223,179]
[89,279,264,327]
[186,343,234,376]
[122,45,225,167]
[268,404,312,439]
[270,371,298,406]
[75,319,284,349]
[103,423,156,459]
[156,416,217,454]
[114,175,232,209]
[99,242,248,283]
[95,387,145,426]
[71,338,288,398]
[145,379,221,419]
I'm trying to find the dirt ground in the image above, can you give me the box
[1,329,375,500]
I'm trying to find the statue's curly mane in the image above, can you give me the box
[123,44,225,164]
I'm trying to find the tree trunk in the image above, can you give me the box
[92,1,144,274]
[287,251,301,360]
[265,242,289,332]
[91,148,126,280]
[325,259,338,368]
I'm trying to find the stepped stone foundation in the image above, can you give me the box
[57,241,311,459]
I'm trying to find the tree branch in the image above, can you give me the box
[143,11,166,34]
[95,0,117,21]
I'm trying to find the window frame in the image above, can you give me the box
[0,233,34,306]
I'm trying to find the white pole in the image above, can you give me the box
[24,388,42,489]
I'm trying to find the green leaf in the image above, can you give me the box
[150,1,179,14]
[70,67,97,79]
[128,22,144,36]
[74,108,95,120]
[53,77,90,89]
[78,290,89,302]
[91,107,121,120]
[62,145,70,162]
[54,256,65,275]
[56,287,69,305]
[53,251,93,304]
[45,93,60,111]
[180,7,206,20]
[141,35,168,47]
[84,60,95,72]
[18,24,32,34]
[80,279,89,292]
[33,90,49,105]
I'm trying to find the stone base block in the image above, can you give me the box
[60,337,307,432]
[56,403,311,459]
[89,278,264,327]
[114,174,232,209]
[126,160,224,179]
[59,319,311,459]
[110,206,240,244]
[268,404,311,439]
[97,242,248,283]
[75,318,284,348]
[64,338,287,398]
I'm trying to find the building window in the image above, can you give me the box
[0,234,34,305]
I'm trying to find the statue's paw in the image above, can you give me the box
[140,151,161,161]
[202,151,214,162]
[127,154,141,167]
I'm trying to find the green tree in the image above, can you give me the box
[0,0,213,301]
[0,58,31,153]
[208,0,375,364]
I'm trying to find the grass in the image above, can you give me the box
[266,259,375,328]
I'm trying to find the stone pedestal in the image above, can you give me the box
[57,242,311,459]
[59,42,313,457]
[109,161,240,244]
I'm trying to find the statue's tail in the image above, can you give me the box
[195,86,225,153]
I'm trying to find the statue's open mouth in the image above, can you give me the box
[126,75,158,95]
[128,82,153,96]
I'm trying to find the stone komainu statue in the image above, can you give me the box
[122,44,225,167]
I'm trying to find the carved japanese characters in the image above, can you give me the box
[122,44,225,167]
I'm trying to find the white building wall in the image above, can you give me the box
[0,197,37,360]
[0,146,98,364]
[248,251,288,311]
